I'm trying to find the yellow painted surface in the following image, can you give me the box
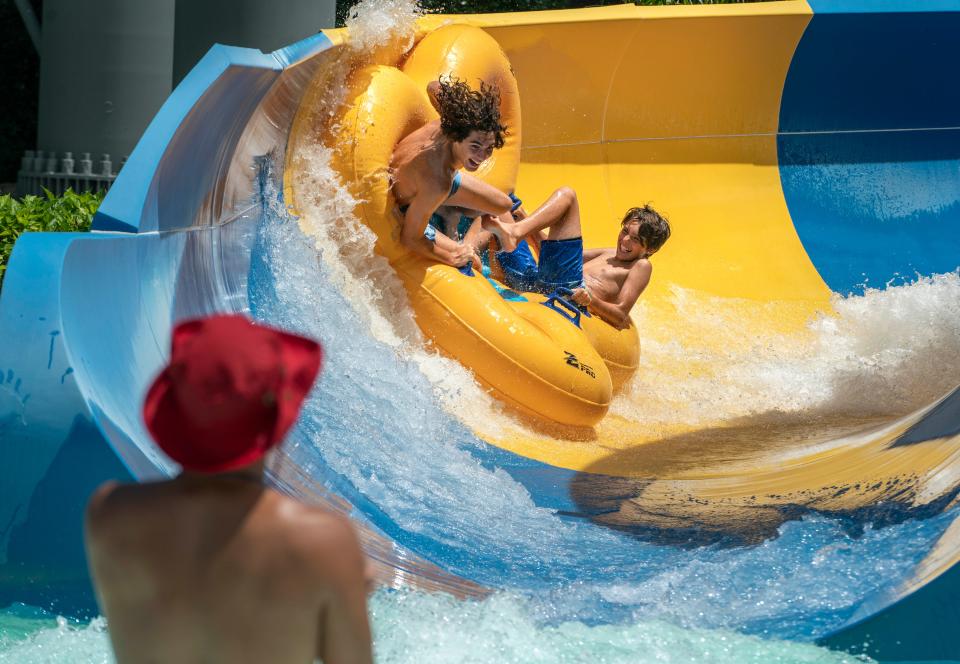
[447,3,834,470]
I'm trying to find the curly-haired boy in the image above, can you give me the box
[391,77,514,270]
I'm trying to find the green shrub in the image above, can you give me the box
[0,189,102,290]
[336,0,769,26]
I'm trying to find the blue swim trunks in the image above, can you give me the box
[422,212,445,242]
[496,237,584,294]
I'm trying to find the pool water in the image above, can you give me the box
[0,593,875,664]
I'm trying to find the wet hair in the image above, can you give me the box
[621,205,671,254]
[435,77,507,149]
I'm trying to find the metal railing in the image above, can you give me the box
[16,150,125,197]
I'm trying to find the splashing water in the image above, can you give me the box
[251,155,960,641]
[266,0,960,647]
[617,274,960,430]
[345,0,423,57]
[0,595,876,664]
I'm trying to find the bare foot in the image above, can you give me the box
[481,214,519,253]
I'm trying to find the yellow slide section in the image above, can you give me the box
[404,4,835,471]
[287,4,960,542]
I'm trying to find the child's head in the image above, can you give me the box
[435,77,507,172]
[617,205,671,261]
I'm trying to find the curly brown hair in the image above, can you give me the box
[622,205,671,254]
[435,77,507,149]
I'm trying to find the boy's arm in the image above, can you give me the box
[399,193,472,267]
[582,247,606,262]
[446,172,512,216]
[587,260,652,329]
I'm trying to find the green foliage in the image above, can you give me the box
[0,189,103,290]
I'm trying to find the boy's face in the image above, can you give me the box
[616,220,651,261]
[454,130,496,171]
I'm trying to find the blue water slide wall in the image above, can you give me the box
[778,2,960,659]
[0,28,471,620]
[0,34,330,616]
[778,0,960,295]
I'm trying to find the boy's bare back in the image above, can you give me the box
[85,473,372,664]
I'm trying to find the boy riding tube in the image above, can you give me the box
[390,78,513,270]
[482,188,671,329]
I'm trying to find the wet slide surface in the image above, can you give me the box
[1,1,959,661]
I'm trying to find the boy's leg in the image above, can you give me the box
[445,172,513,216]
[482,187,582,252]
[535,236,584,294]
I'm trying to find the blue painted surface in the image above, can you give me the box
[0,234,136,617]
[0,35,335,617]
[779,7,960,294]
[271,32,332,68]
[93,39,305,234]
[807,0,960,14]
[778,129,960,294]
[780,8,960,132]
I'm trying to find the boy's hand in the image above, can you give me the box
[571,288,591,307]
[451,244,474,267]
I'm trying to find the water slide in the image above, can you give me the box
[2,1,959,660]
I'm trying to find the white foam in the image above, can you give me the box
[0,601,874,664]
[612,272,960,427]
[345,0,422,56]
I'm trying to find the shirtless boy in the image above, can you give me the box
[482,188,670,329]
[85,315,372,664]
[390,77,514,268]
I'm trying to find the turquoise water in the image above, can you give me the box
[0,592,874,663]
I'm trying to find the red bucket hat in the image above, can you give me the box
[143,314,323,473]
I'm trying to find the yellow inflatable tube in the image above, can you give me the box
[288,25,638,426]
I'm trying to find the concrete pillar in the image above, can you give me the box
[173,0,336,86]
[37,0,176,168]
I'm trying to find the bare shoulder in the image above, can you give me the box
[272,498,364,573]
[394,120,440,155]
[85,480,132,529]
[630,257,652,276]
[84,480,168,552]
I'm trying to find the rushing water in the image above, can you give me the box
[249,162,960,641]
[3,0,960,661]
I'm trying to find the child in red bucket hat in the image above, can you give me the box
[143,314,322,472]
[85,314,372,664]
